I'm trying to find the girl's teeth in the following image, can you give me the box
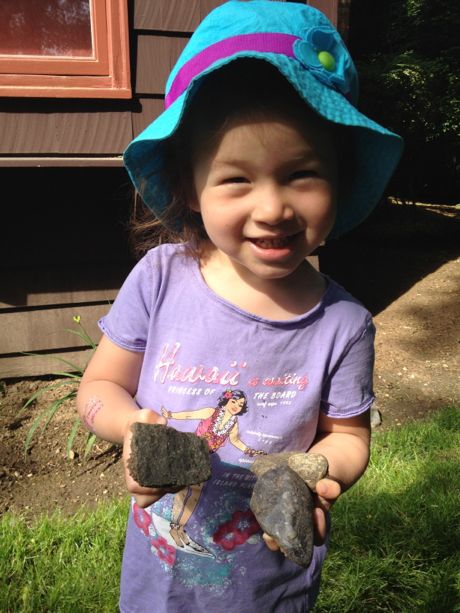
[255,238,289,248]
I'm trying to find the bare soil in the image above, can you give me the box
[1,202,458,520]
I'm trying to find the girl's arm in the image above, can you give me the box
[310,410,371,490]
[76,335,169,507]
[307,409,371,542]
[77,335,145,443]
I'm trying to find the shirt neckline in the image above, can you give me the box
[188,251,334,327]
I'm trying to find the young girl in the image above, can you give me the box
[77,1,403,611]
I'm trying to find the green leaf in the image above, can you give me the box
[24,410,48,456]
[64,326,97,351]
[41,395,72,433]
[66,418,82,459]
[20,316,100,459]
[19,381,77,414]
[84,433,98,459]
[48,372,81,380]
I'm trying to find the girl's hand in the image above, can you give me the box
[123,408,180,508]
[313,477,341,544]
[262,477,341,554]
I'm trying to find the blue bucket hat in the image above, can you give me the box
[124,0,403,238]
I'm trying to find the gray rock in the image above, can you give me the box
[250,465,314,568]
[251,452,328,491]
[370,406,382,428]
[128,423,211,488]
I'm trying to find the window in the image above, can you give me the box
[0,0,131,99]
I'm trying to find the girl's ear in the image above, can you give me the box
[189,196,201,213]
[188,184,201,213]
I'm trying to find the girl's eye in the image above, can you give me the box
[222,176,248,184]
[289,170,318,181]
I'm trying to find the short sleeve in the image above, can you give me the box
[98,254,153,352]
[321,316,375,418]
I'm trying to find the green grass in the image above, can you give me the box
[1,407,459,612]
[0,502,127,612]
[315,406,460,612]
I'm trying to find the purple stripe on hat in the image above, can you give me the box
[165,33,299,109]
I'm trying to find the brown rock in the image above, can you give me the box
[287,453,328,490]
[251,452,328,490]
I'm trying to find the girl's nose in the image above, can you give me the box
[251,185,294,225]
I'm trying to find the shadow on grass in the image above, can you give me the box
[316,407,460,612]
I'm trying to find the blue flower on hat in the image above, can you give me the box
[293,26,356,102]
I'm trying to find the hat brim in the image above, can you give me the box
[124,54,403,237]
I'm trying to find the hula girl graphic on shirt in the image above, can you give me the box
[157,389,264,556]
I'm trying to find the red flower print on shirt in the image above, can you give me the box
[213,509,260,551]
[151,536,176,566]
[133,503,152,537]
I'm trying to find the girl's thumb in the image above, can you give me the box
[316,478,341,500]
[138,407,167,426]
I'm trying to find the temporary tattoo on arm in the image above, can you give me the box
[83,396,103,432]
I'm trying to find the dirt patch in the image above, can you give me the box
[1,202,458,519]
[0,379,126,518]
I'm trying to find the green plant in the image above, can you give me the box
[348,0,460,205]
[20,316,99,460]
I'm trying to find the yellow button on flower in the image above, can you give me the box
[317,51,336,72]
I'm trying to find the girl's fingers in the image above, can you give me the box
[132,484,185,509]
[315,478,341,509]
[262,533,280,551]
[313,506,328,545]
[313,478,341,544]
[134,493,162,508]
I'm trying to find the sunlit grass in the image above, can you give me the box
[0,502,127,612]
[1,407,459,612]
[316,406,460,612]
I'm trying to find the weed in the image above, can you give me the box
[20,316,98,460]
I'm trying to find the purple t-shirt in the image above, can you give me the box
[99,243,375,613]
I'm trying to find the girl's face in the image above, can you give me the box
[191,110,337,287]
[225,397,246,415]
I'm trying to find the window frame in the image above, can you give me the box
[0,0,131,99]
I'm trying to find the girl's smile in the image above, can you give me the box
[247,232,302,260]
[191,110,338,290]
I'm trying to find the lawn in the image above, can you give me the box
[1,407,459,612]
[316,406,460,612]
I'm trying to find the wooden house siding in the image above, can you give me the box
[0,99,133,156]
[0,0,340,378]
[0,167,134,378]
